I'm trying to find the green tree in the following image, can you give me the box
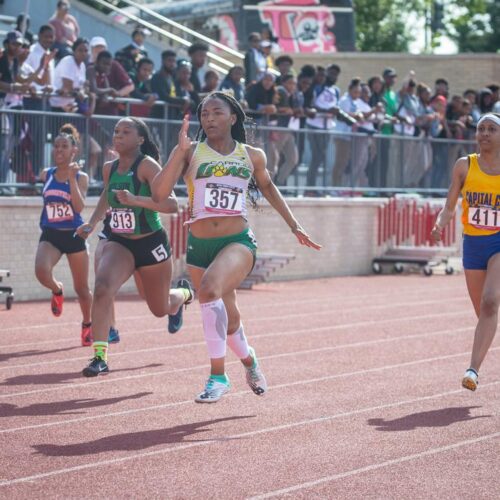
[441,0,499,52]
[354,0,426,52]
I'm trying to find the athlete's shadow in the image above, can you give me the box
[0,346,81,363]
[0,363,163,386]
[33,415,255,456]
[0,392,153,417]
[367,406,490,432]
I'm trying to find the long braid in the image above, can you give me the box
[196,92,259,207]
[128,117,160,161]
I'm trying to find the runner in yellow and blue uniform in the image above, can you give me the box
[152,92,321,403]
[432,112,500,391]
[76,117,193,377]
[35,124,93,347]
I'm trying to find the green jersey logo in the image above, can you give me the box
[196,161,251,180]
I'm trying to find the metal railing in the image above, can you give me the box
[0,103,476,196]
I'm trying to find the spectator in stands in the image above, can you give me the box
[16,13,34,45]
[325,64,340,86]
[261,26,280,54]
[50,37,88,113]
[416,83,438,135]
[486,84,499,108]
[115,26,148,76]
[49,0,80,61]
[446,95,468,140]
[0,31,31,183]
[368,75,384,108]
[274,55,294,85]
[129,57,157,117]
[313,65,326,88]
[463,89,481,124]
[25,25,56,110]
[432,77,449,103]
[202,70,219,93]
[174,59,200,116]
[430,95,452,188]
[245,70,277,120]
[478,87,494,114]
[219,65,246,105]
[304,65,340,192]
[244,32,266,86]
[87,50,134,116]
[333,77,363,187]
[296,66,316,163]
[378,67,398,186]
[188,42,209,94]
[260,40,274,72]
[150,49,190,119]
[395,75,420,137]
[270,73,301,185]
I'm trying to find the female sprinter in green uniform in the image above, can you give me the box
[35,124,92,346]
[152,92,321,402]
[76,117,193,376]
[95,191,179,344]
[432,113,500,391]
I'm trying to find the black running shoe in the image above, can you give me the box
[168,279,194,334]
[82,356,109,377]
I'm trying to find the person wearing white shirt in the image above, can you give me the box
[305,82,339,189]
[50,38,88,111]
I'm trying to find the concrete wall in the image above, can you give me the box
[0,197,385,301]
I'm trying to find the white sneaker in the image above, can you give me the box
[195,376,230,403]
[245,347,267,396]
[462,368,479,391]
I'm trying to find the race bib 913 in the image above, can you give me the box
[110,208,136,233]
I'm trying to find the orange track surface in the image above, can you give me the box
[0,275,499,498]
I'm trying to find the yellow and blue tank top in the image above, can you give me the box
[107,154,162,235]
[183,141,254,224]
[462,153,500,236]
[40,167,84,230]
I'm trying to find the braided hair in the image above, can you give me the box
[125,117,160,161]
[58,123,80,147]
[196,91,259,207]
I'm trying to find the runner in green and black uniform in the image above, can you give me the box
[76,117,193,377]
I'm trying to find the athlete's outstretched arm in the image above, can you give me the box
[75,162,112,239]
[431,157,468,242]
[249,146,321,250]
[152,115,191,202]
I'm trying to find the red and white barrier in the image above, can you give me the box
[377,198,457,249]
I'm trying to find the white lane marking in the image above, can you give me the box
[0,286,464,335]
[249,432,500,499]
[0,381,498,487]
[0,320,480,399]
[2,345,498,433]
[0,311,475,371]
[0,300,472,351]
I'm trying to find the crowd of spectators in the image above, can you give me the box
[0,0,499,190]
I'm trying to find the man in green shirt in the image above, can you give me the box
[382,67,398,135]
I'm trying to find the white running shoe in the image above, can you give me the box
[462,368,479,391]
[245,347,267,396]
[195,376,230,403]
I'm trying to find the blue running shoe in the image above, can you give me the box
[108,327,120,344]
[168,278,194,334]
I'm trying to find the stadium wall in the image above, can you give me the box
[0,197,382,302]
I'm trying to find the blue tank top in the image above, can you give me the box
[40,167,84,230]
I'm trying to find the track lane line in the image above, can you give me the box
[0,381,498,487]
[1,346,498,433]
[248,432,500,499]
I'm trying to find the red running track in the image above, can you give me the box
[0,275,499,499]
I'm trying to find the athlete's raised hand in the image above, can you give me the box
[292,225,322,250]
[178,114,192,152]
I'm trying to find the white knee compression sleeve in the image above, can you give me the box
[226,323,250,359]
[200,299,228,359]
